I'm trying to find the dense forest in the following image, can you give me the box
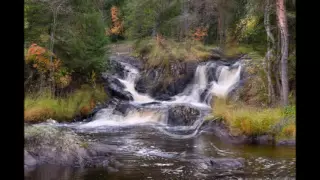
[24,0,296,179]
[25,0,297,135]
[24,0,295,139]
[24,0,295,101]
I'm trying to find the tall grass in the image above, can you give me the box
[133,38,213,68]
[225,44,264,61]
[209,98,295,139]
[24,84,107,122]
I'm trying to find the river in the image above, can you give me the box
[24,56,295,179]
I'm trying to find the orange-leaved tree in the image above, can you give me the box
[25,43,72,89]
[107,6,124,36]
[192,27,208,41]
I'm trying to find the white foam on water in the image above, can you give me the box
[210,65,242,98]
[168,61,241,107]
[74,59,242,138]
[118,62,156,104]
[78,108,165,128]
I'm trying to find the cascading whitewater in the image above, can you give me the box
[62,59,243,139]
[117,62,156,104]
[171,61,242,106]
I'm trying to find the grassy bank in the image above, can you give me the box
[24,84,107,123]
[132,38,215,67]
[206,98,296,141]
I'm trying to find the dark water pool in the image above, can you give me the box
[25,126,295,180]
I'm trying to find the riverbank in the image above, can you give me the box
[204,98,296,146]
[24,84,107,123]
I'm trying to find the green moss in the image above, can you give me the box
[24,84,107,122]
[79,142,89,149]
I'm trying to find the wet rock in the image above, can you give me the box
[102,160,109,168]
[135,68,162,94]
[154,94,172,101]
[250,135,275,145]
[135,61,197,98]
[24,150,37,169]
[109,58,126,79]
[199,120,247,144]
[209,158,245,170]
[109,56,142,78]
[109,159,124,169]
[168,105,201,126]
[88,143,117,156]
[276,139,296,146]
[181,154,245,171]
[141,102,162,106]
[25,125,91,166]
[206,63,219,82]
[107,166,119,173]
[24,125,118,169]
[102,75,133,101]
[113,102,136,115]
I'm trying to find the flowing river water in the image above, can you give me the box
[25,57,296,179]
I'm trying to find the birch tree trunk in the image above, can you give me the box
[276,0,289,106]
[263,0,275,105]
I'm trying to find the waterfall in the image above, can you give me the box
[170,61,242,106]
[59,58,243,139]
[117,62,156,104]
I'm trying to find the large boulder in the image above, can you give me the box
[109,55,143,79]
[24,150,37,171]
[113,102,136,115]
[167,105,201,126]
[24,125,91,167]
[102,75,133,101]
[24,125,121,172]
[135,61,197,98]
[135,68,162,94]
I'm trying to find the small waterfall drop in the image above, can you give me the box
[170,61,242,106]
[117,62,156,104]
[208,63,242,100]
[64,57,243,139]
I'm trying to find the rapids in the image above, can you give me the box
[25,57,295,179]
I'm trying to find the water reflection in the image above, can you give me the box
[26,127,295,180]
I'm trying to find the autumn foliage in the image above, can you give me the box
[107,6,123,36]
[155,33,165,47]
[25,43,61,73]
[192,27,208,41]
[25,43,72,88]
[80,98,96,117]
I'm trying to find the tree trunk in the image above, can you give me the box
[274,27,282,100]
[49,12,57,96]
[276,0,289,106]
[49,2,64,96]
[182,0,189,39]
[152,13,160,37]
[218,10,225,51]
[264,0,275,105]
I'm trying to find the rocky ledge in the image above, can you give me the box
[24,125,123,173]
